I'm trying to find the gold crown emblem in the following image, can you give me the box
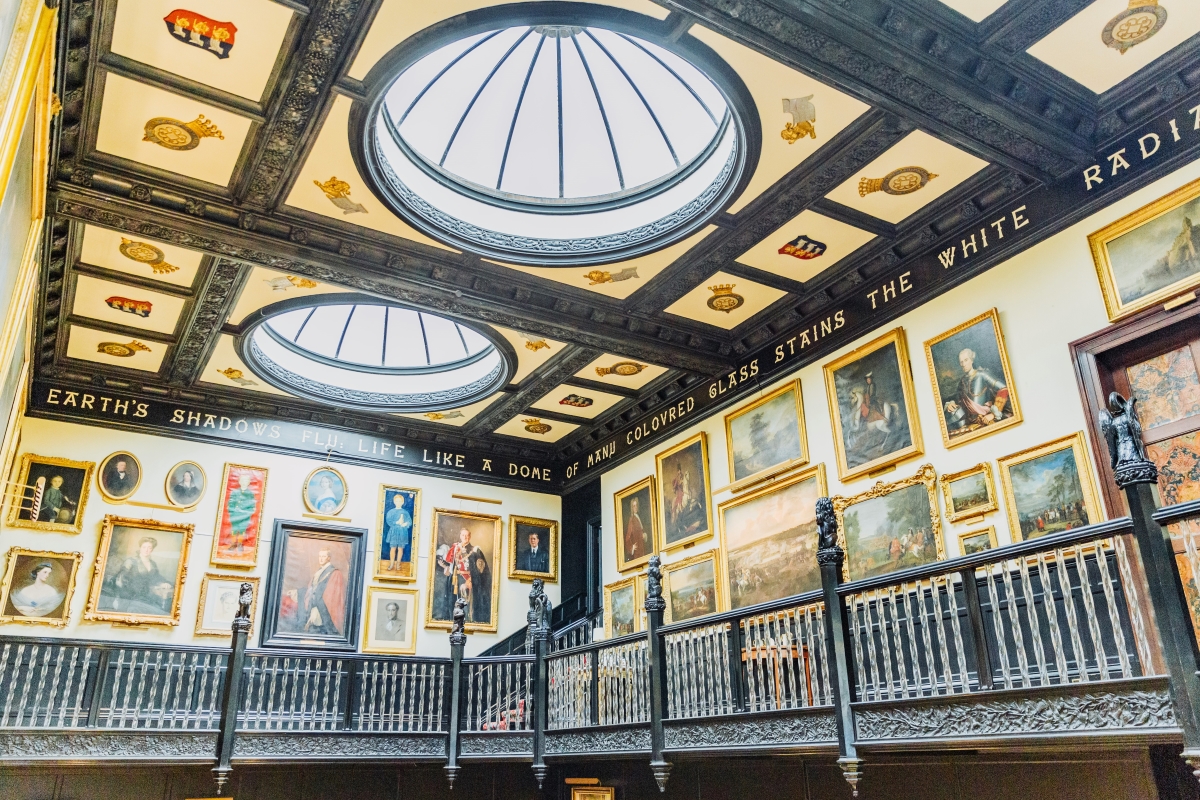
[523,418,552,435]
[707,284,744,313]
[143,115,224,151]
[858,166,937,197]
[119,237,180,274]
[596,360,645,377]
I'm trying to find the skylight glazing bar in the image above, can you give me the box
[417,313,431,366]
[612,32,719,125]
[571,33,624,190]
[497,34,548,191]
[397,30,506,126]
[381,307,389,367]
[583,29,679,167]
[455,324,470,357]
[292,307,317,343]
[556,36,564,199]
[440,28,535,167]
[334,305,356,360]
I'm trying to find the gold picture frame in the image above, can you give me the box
[362,586,419,655]
[0,547,82,627]
[958,526,998,556]
[823,328,923,482]
[939,462,998,523]
[603,575,642,638]
[374,484,421,582]
[6,453,94,534]
[164,460,206,509]
[832,464,945,582]
[302,466,348,516]
[572,787,615,800]
[209,463,269,568]
[194,573,260,637]
[1089,175,1200,322]
[655,432,714,552]
[997,432,1102,542]
[723,379,808,488]
[96,451,143,502]
[661,549,723,624]
[84,515,194,626]
[425,508,503,633]
[507,515,559,582]
[613,476,657,573]
[924,309,1022,449]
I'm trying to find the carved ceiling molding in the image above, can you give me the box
[464,346,604,436]
[167,258,248,385]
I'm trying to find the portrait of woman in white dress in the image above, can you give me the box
[11,563,65,617]
[0,550,79,625]
[303,468,347,515]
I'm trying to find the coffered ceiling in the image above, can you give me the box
[38,0,1200,487]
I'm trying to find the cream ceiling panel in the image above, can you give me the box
[66,325,167,372]
[494,326,566,383]
[199,333,291,396]
[395,394,504,427]
[95,74,253,187]
[494,414,579,443]
[529,384,626,420]
[79,225,203,288]
[663,270,787,330]
[110,0,293,101]
[71,275,186,335]
[931,0,1011,22]
[575,354,668,389]
[736,209,876,283]
[226,266,350,327]
[824,130,988,224]
[688,25,871,214]
[1028,0,1200,94]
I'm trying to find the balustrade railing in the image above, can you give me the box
[546,633,650,730]
[463,656,533,732]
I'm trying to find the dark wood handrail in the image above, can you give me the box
[545,630,649,660]
[1153,498,1200,526]
[657,589,825,636]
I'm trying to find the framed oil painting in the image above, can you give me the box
[604,575,641,638]
[572,788,615,800]
[655,432,713,551]
[724,380,808,486]
[210,463,268,567]
[939,462,998,523]
[303,467,347,515]
[614,476,657,573]
[195,573,260,637]
[84,516,194,626]
[165,460,206,509]
[426,509,501,633]
[260,519,366,650]
[833,464,944,582]
[924,309,1022,448]
[823,328,923,482]
[508,515,558,582]
[1089,176,1200,321]
[97,451,142,502]
[374,485,420,582]
[998,432,1102,542]
[662,550,722,624]
[0,548,81,626]
[6,453,93,534]
[958,527,998,556]
[718,464,827,611]
[362,586,419,655]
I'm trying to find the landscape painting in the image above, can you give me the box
[999,433,1100,541]
[718,465,826,610]
[663,551,720,624]
[939,463,998,523]
[604,576,639,638]
[834,465,943,582]
[724,381,807,484]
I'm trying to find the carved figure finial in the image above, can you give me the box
[1100,391,1158,488]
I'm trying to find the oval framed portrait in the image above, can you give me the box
[165,461,207,509]
[303,467,348,516]
[97,451,142,502]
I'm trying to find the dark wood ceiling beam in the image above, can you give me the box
[166,258,252,385]
[464,346,602,436]
[98,53,267,122]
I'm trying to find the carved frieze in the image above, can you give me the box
[459,732,534,756]
[545,726,651,755]
[664,710,837,749]
[0,731,216,760]
[232,732,446,758]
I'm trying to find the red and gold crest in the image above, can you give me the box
[105,296,152,317]
[164,10,237,59]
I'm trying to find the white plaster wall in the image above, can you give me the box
[600,156,1200,591]
[0,417,560,656]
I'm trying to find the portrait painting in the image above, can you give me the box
[374,485,420,582]
[210,463,268,567]
[1090,176,1200,321]
[655,433,713,551]
[508,515,558,581]
[84,516,193,625]
[823,328,923,482]
[426,509,501,633]
[0,548,81,626]
[718,464,827,610]
[165,460,206,508]
[604,576,640,638]
[614,476,657,573]
[195,573,259,636]
[662,551,721,624]
[925,309,1021,448]
[6,453,93,534]
[939,462,998,523]
[833,464,944,582]
[362,586,419,655]
[998,432,1101,542]
[304,467,347,516]
[97,451,142,502]
[724,380,808,485]
[958,527,998,556]
[260,520,365,650]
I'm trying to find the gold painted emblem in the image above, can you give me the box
[119,238,179,274]
[596,361,645,377]
[707,284,745,313]
[425,411,464,421]
[97,340,151,358]
[583,267,639,285]
[142,115,224,151]
[287,276,317,288]
[105,296,152,317]
[858,166,938,197]
[781,95,817,143]
[523,418,552,435]
[1102,0,1167,54]
[314,176,367,215]
[219,367,256,387]
[521,335,550,352]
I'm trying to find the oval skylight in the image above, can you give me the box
[241,301,512,412]
[357,12,755,266]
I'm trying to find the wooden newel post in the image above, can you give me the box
[644,556,671,792]
[1101,393,1200,782]
[446,597,467,790]
[816,497,863,796]
[213,582,253,795]
[529,579,552,790]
